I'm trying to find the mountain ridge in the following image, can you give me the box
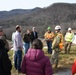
[0,3,76,39]
[0,7,42,19]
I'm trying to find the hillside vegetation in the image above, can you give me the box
[0,3,76,39]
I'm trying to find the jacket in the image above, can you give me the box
[52,32,63,50]
[0,39,12,75]
[21,48,53,75]
[23,33,32,43]
[31,31,38,42]
[44,31,54,40]
[72,60,76,75]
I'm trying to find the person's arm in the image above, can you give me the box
[30,32,34,42]
[44,32,47,39]
[1,51,12,73]
[64,33,67,41]
[36,32,38,38]
[21,56,26,73]
[51,32,55,38]
[44,32,48,41]
[5,40,10,52]
[45,58,53,75]
[23,33,27,42]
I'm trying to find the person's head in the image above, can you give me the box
[55,25,61,33]
[16,25,22,32]
[0,26,4,36]
[68,27,72,33]
[27,29,31,34]
[31,39,43,50]
[32,27,36,32]
[47,27,51,32]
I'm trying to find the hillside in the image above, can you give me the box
[0,7,41,19]
[0,3,76,39]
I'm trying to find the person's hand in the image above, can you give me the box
[48,38,53,41]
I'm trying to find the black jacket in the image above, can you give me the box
[23,33,32,43]
[0,39,12,75]
[31,31,38,42]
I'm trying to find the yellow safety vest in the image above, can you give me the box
[65,32,74,42]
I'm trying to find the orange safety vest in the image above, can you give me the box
[58,33,64,49]
[44,32,54,39]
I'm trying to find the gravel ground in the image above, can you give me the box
[53,69,71,75]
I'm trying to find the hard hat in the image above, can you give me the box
[55,25,61,30]
[47,27,51,30]
[68,28,72,31]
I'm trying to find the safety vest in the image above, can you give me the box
[52,32,63,50]
[58,33,64,49]
[65,32,74,42]
[44,32,54,39]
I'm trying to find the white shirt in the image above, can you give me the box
[13,31,23,51]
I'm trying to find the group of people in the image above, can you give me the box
[11,25,53,75]
[0,24,76,75]
[44,25,64,68]
[22,27,38,54]
[44,26,74,54]
[44,26,74,68]
[44,25,76,75]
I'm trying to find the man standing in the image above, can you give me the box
[64,27,74,54]
[51,25,63,68]
[13,25,23,73]
[31,27,38,42]
[44,27,54,54]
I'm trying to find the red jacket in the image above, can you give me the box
[72,60,76,75]
[21,48,53,75]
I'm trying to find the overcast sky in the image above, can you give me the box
[0,0,76,11]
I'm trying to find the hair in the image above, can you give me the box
[31,39,43,50]
[16,25,20,30]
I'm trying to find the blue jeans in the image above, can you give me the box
[14,50,22,72]
[46,41,52,54]
[24,42,30,54]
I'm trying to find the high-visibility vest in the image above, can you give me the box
[58,33,64,49]
[44,32,54,39]
[65,32,74,42]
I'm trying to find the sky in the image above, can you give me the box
[0,0,76,11]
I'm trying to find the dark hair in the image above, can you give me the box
[16,25,20,30]
[31,39,43,50]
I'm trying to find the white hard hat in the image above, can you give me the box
[68,28,72,31]
[55,25,61,30]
